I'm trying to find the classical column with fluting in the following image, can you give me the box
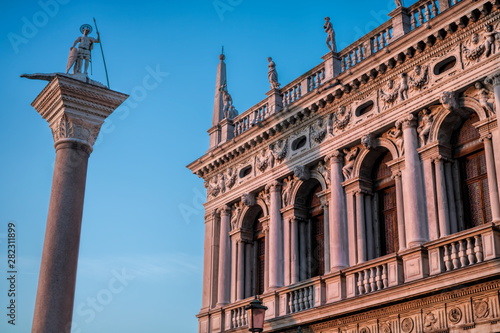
[26,75,127,333]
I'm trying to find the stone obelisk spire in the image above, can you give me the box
[208,51,228,148]
[23,73,127,333]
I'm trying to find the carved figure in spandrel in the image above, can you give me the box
[417,108,433,146]
[475,81,495,115]
[388,122,404,155]
[483,24,499,57]
[342,147,359,180]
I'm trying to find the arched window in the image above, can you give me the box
[372,150,398,256]
[453,113,490,229]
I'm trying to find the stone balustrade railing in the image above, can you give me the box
[214,225,499,331]
[427,224,498,276]
[286,284,314,314]
[229,0,468,139]
[409,0,440,30]
[228,303,248,329]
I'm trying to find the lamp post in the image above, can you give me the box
[245,296,268,332]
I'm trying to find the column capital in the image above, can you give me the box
[432,155,452,163]
[397,114,417,129]
[266,180,282,193]
[29,75,128,151]
[391,170,402,179]
[481,133,493,142]
[326,149,344,163]
[220,205,231,217]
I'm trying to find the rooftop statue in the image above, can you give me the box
[67,24,100,75]
[324,17,337,53]
[267,57,281,90]
[395,0,403,7]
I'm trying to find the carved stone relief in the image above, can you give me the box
[310,117,327,144]
[269,138,288,163]
[342,146,359,180]
[463,81,495,116]
[387,122,404,156]
[315,160,330,186]
[408,65,429,93]
[380,79,400,110]
[282,175,297,207]
[332,105,352,132]
[417,108,434,146]
[462,32,486,66]
[361,133,376,150]
[293,165,310,181]
[256,148,275,173]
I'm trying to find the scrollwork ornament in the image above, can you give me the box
[333,105,351,131]
[310,118,327,144]
[401,317,414,333]
[448,307,462,324]
[269,138,288,162]
[473,299,489,318]
[359,327,370,333]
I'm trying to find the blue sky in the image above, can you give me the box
[0,0,417,332]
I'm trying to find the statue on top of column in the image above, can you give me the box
[324,17,337,53]
[67,24,100,75]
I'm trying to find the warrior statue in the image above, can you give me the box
[67,24,100,75]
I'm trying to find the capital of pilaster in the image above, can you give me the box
[432,155,452,163]
[480,133,493,142]
[29,75,128,151]
[391,170,402,180]
[397,114,417,129]
[220,205,231,217]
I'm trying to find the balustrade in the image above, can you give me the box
[233,103,268,136]
[409,0,440,30]
[370,27,393,54]
[283,83,302,107]
[229,305,247,329]
[286,285,314,314]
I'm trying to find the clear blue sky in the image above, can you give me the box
[0,0,417,332]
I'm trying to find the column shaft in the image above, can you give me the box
[434,157,450,237]
[291,219,299,284]
[217,208,231,306]
[346,192,357,266]
[355,191,366,264]
[483,136,500,221]
[32,143,89,333]
[236,241,245,301]
[394,173,406,251]
[268,183,283,289]
[328,154,348,270]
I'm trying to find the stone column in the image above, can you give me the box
[283,216,291,286]
[230,237,238,302]
[320,196,331,274]
[482,134,500,221]
[290,218,300,284]
[29,75,127,333]
[444,161,458,234]
[434,156,451,237]
[267,181,283,289]
[488,72,500,195]
[346,191,357,266]
[399,115,428,247]
[355,191,366,264]
[217,206,231,306]
[327,151,348,270]
[236,240,245,301]
[392,171,406,251]
[299,220,307,280]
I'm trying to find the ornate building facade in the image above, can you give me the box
[188,0,500,332]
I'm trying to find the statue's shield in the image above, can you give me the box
[66,48,78,73]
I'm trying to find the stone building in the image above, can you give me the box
[187,0,500,332]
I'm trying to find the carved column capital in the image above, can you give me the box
[327,150,344,163]
[220,205,231,217]
[50,113,101,151]
[266,180,282,193]
[397,114,417,129]
[488,70,500,87]
[391,170,402,179]
[481,133,493,142]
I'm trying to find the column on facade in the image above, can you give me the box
[236,238,245,301]
[299,220,307,280]
[399,115,428,246]
[364,193,374,259]
[320,196,331,274]
[201,213,214,309]
[230,235,238,302]
[434,156,451,237]
[245,242,252,296]
[444,161,458,234]
[392,171,406,250]
[346,190,357,266]
[488,71,500,209]
[290,217,300,284]
[267,181,284,289]
[283,215,291,286]
[263,221,270,293]
[328,151,349,270]
[217,206,231,306]
[355,190,367,264]
[481,134,500,221]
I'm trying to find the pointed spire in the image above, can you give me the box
[212,50,227,126]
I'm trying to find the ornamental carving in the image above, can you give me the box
[256,148,275,173]
[241,193,255,207]
[408,65,428,92]
[417,108,433,146]
[448,307,462,324]
[440,91,458,113]
[379,322,391,333]
[473,299,489,318]
[483,24,499,57]
[205,174,223,198]
[231,202,243,230]
[361,133,376,150]
[315,160,330,186]
[359,327,370,333]
[342,146,359,180]
[282,176,297,207]
[258,188,271,207]
[293,165,310,181]
[51,113,101,147]
[332,105,352,131]
[270,138,288,163]
[380,79,400,109]
[423,311,438,331]
[400,317,414,332]
[310,118,327,144]
[475,81,495,115]
[224,167,237,190]
[463,33,485,65]
[387,123,404,156]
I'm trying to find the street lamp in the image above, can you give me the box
[245,296,268,332]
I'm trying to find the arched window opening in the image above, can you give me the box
[372,150,398,256]
[453,113,490,229]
